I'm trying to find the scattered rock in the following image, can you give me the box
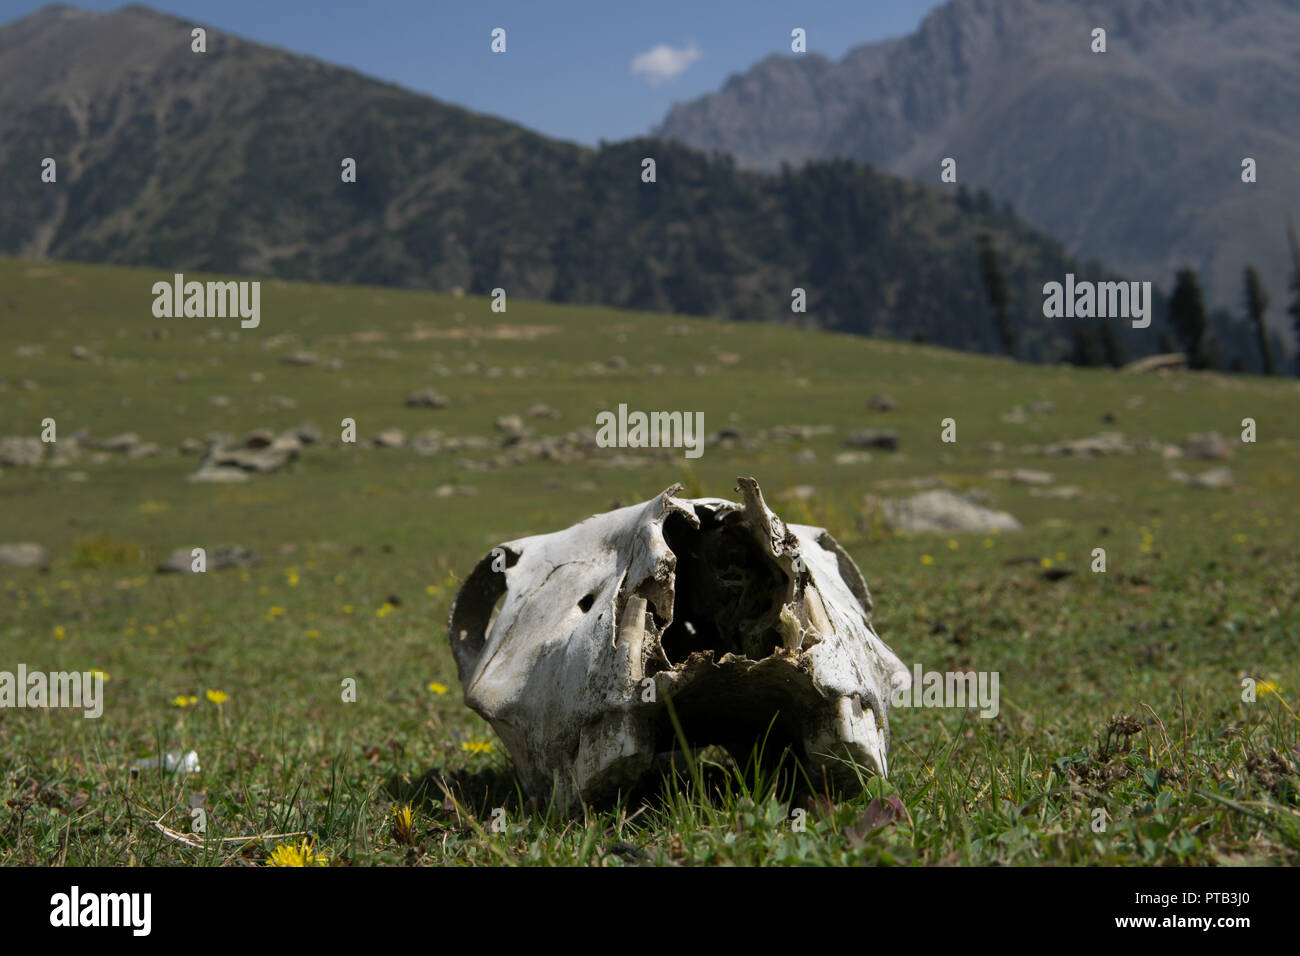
[1190,467,1234,489]
[874,490,1021,534]
[1123,353,1187,374]
[527,403,560,419]
[371,428,406,449]
[1043,432,1133,457]
[0,437,45,467]
[157,545,260,573]
[186,464,250,483]
[834,451,873,465]
[1001,406,1028,424]
[1029,485,1082,499]
[867,394,897,412]
[1009,469,1053,485]
[1182,432,1233,460]
[405,388,449,408]
[844,428,899,451]
[280,351,319,366]
[293,423,323,445]
[94,433,142,454]
[433,484,478,497]
[0,543,50,568]
[495,415,526,436]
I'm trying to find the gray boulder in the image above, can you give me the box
[876,490,1021,534]
[0,543,50,568]
[844,428,899,451]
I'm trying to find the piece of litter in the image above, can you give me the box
[131,750,201,775]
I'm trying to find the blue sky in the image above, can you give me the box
[0,0,945,145]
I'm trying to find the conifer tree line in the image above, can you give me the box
[975,220,1300,375]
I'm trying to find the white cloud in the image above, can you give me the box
[630,41,702,86]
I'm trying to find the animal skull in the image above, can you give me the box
[447,478,910,807]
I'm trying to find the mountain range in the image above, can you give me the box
[656,0,1300,351]
[0,3,1269,367]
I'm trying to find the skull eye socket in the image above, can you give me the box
[577,593,595,613]
[448,546,517,672]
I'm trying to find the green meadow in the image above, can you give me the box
[1,257,1297,865]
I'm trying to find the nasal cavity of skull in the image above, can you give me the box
[660,510,787,665]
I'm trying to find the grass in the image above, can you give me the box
[1,257,1297,865]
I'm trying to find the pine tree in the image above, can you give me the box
[1069,325,1104,367]
[1243,266,1273,375]
[976,233,1014,356]
[1099,320,1127,368]
[1288,219,1300,376]
[1168,268,1211,370]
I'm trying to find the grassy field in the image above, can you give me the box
[1,257,1297,866]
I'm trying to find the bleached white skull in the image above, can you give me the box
[448,478,910,808]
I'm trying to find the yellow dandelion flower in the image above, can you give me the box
[306,629,320,639]
[920,554,934,565]
[90,669,110,681]
[426,584,439,596]
[172,695,198,708]
[946,540,959,551]
[1258,681,1280,696]
[982,538,994,549]
[461,739,494,755]
[376,602,394,618]
[266,839,329,867]
[1054,551,1065,561]
[205,689,230,705]
[1040,557,1053,568]
[53,625,66,640]
[267,606,286,619]
[342,604,354,615]
[144,624,159,635]
[1234,533,1247,544]
[392,803,416,844]
[427,681,448,695]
